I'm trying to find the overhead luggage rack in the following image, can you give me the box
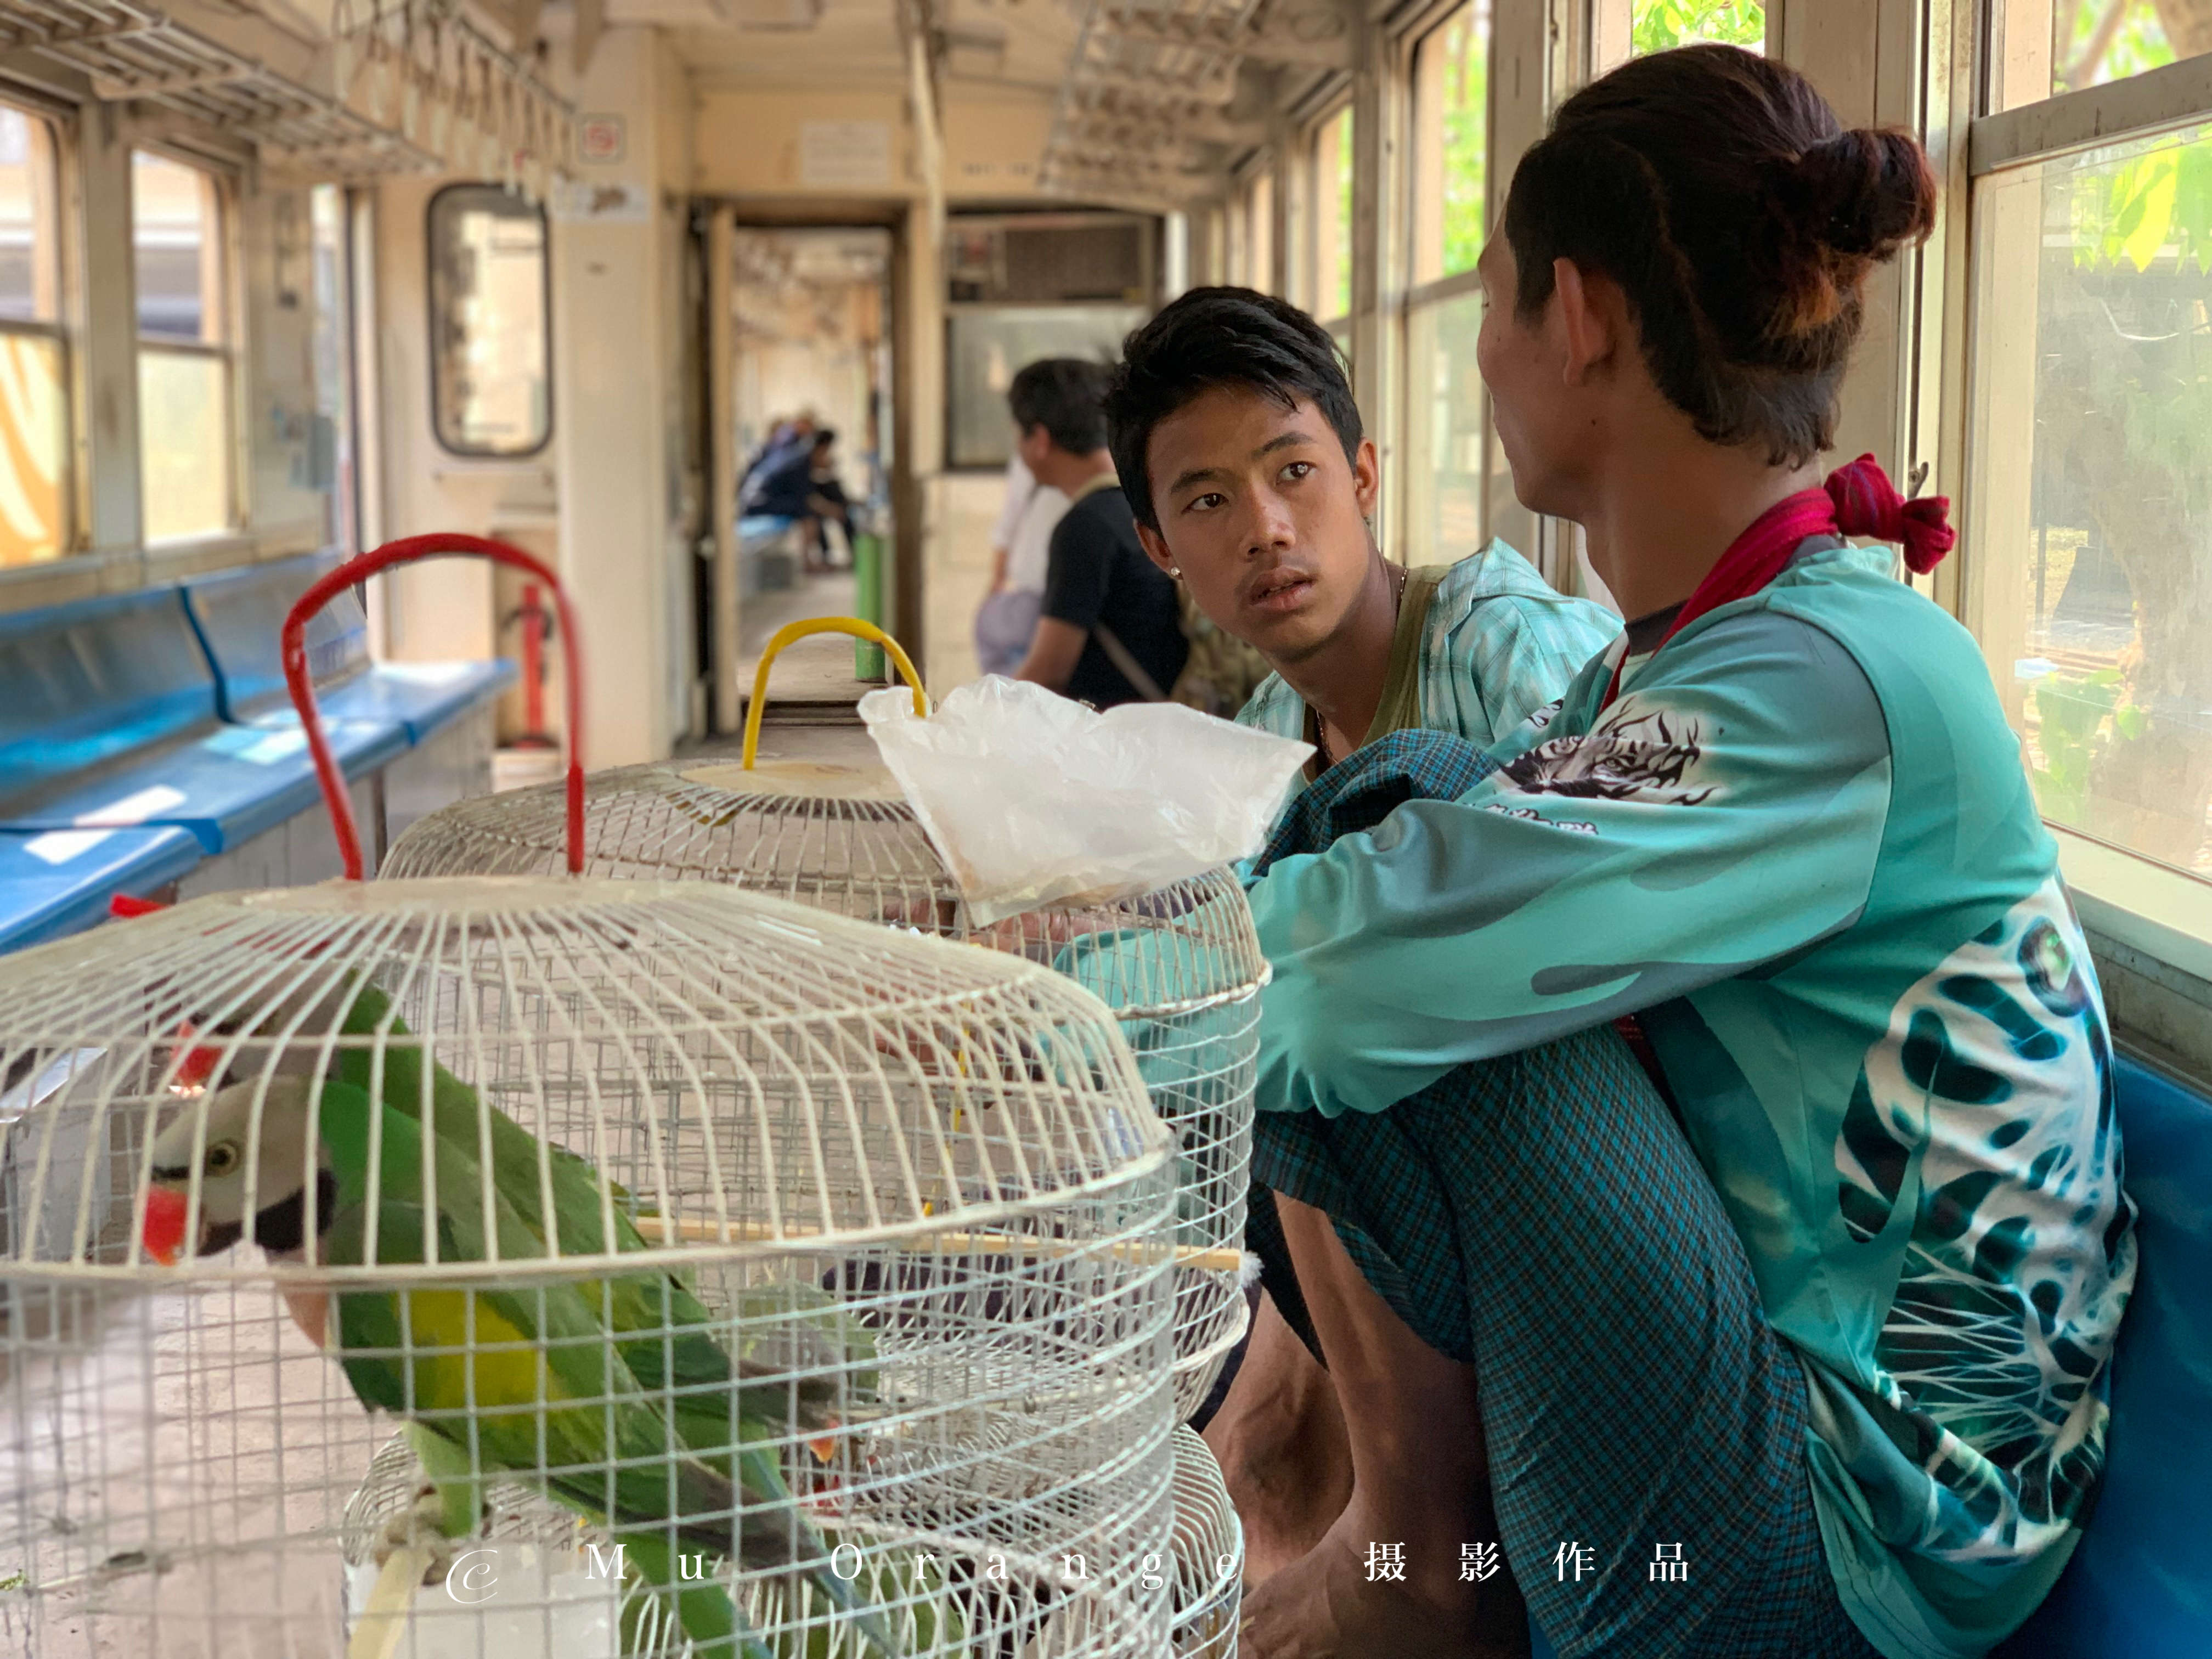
[1039,0,1352,206]
[0,0,420,173]
[0,0,568,182]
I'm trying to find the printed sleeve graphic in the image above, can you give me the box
[1497,707,1718,806]
[1833,874,2136,1562]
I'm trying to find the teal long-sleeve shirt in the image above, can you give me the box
[1245,543,2137,1659]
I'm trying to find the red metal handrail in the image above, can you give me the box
[283,534,586,879]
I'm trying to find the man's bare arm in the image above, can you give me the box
[1015,617,1088,692]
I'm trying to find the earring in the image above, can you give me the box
[1169,566,1182,578]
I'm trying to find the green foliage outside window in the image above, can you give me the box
[1630,0,1765,55]
[2027,121,2212,861]
[2056,0,2179,92]
[2032,669,2150,828]
[1437,10,1488,276]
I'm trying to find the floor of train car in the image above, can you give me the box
[1,1279,382,1656]
[732,568,877,712]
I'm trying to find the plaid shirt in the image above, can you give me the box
[1234,540,1618,757]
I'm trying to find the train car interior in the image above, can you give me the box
[0,0,2206,1652]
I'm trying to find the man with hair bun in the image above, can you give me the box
[1226,45,2135,1659]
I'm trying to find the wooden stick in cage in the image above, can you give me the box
[628,1214,1246,1274]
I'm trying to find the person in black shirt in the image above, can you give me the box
[1007,359,1188,707]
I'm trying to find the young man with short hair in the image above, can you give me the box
[1008,358,1188,708]
[1103,287,1618,1584]
[1108,288,1613,774]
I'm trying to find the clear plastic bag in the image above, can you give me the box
[860,675,1314,924]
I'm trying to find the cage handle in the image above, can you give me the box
[740,615,926,770]
[283,534,586,881]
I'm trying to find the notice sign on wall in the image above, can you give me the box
[550,180,651,222]
[578,114,627,165]
[798,119,893,189]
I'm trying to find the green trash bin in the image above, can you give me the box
[851,530,885,680]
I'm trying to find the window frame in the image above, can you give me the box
[131,141,241,545]
[1394,0,1497,565]
[1306,97,1356,338]
[425,180,555,462]
[1949,6,2212,951]
[1242,161,1278,295]
[0,88,78,566]
[1404,0,1494,295]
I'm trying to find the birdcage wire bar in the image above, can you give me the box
[0,879,1181,1657]
[383,763,1264,1419]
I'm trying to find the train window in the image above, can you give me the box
[0,101,67,568]
[309,185,353,552]
[1964,5,2212,902]
[1593,0,1765,74]
[1402,2,1493,563]
[1629,0,1764,52]
[1411,2,1489,286]
[1246,169,1277,294]
[1989,0,2208,111]
[1311,105,1354,328]
[946,304,1146,469]
[133,150,233,543]
[428,184,550,458]
[1200,205,1227,290]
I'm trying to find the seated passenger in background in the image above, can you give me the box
[749,426,854,573]
[1213,46,2135,1659]
[1011,358,1188,708]
[738,411,814,511]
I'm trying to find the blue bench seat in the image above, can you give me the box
[315,658,515,745]
[2,558,511,952]
[180,552,513,746]
[1990,1056,2212,1657]
[0,585,398,859]
[0,717,402,855]
[0,826,200,953]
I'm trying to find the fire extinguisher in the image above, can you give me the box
[500,582,559,751]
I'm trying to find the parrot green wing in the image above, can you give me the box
[324,980,743,1425]
[326,978,616,1210]
[314,1085,889,1656]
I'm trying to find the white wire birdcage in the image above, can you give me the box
[1168,1427,1241,1658]
[0,542,1184,1659]
[0,876,1182,1659]
[384,619,1264,1422]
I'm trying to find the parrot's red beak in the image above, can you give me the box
[171,1022,221,1092]
[142,1187,189,1265]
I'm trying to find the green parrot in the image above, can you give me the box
[174,974,867,1466]
[142,1076,895,1659]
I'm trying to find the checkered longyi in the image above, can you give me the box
[1245,729,1881,1659]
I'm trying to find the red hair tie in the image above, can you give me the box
[1824,453,1955,574]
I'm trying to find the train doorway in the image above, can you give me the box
[708,224,896,726]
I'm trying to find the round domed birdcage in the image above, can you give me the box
[385,620,1265,1421]
[1169,1427,1243,1658]
[0,876,1181,1659]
